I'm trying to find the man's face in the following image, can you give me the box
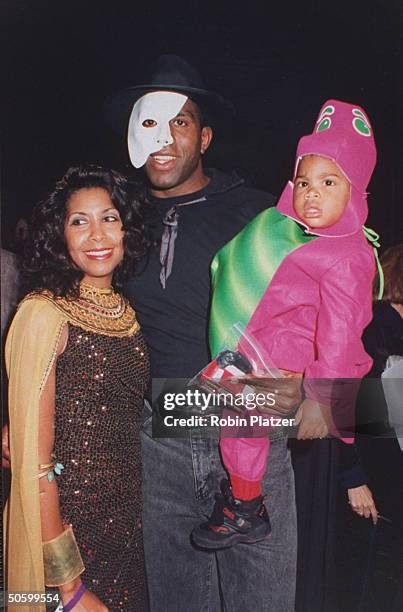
[128,91,188,168]
[128,92,212,197]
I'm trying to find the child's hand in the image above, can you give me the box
[295,398,330,439]
[348,485,378,524]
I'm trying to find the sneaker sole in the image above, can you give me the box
[191,526,272,551]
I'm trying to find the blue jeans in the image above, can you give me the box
[141,403,297,612]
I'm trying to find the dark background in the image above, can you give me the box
[2,0,402,250]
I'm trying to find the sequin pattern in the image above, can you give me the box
[54,324,150,611]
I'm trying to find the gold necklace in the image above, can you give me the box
[31,283,140,337]
[77,283,126,319]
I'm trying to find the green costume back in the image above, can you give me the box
[209,207,316,358]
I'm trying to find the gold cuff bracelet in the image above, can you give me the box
[42,525,85,586]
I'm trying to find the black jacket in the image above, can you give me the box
[356,301,403,434]
[363,301,403,377]
[126,169,274,379]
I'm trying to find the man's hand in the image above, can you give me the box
[2,424,10,469]
[234,371,303,415]
[294,398,331,439]
[348,485,378,525]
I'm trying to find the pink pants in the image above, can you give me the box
[220,436,270,483]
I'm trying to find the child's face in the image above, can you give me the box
[293,155,350,229]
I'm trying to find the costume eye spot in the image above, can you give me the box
[319,105,335,119]
[316,117,332,132]
[352,108,367,119]
[352,117,371,137]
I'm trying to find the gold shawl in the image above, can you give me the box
[4,296,69,612]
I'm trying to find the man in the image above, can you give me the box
[106,55,300,612]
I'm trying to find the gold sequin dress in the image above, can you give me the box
[5,283,149,612]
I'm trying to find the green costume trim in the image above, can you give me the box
[209,208,316,358]
[362,226,384,300]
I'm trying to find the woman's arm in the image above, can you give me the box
[38,326,66,539]
[337,439,378,524]
[38,325,108,610]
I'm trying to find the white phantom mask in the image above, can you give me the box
[127,91,188,168]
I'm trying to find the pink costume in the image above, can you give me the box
[221,100,377,486]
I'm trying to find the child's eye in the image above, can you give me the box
[324,179,335,186]
[142,119,157,127]
[296,181,308,188]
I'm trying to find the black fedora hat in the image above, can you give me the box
[104,54,233,135]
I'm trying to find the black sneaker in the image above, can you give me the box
[191,479,271,550]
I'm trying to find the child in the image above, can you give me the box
[192,100,379,549]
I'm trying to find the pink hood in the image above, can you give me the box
[277,99,377,237]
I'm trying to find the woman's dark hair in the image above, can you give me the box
[374,243,403,304]
[24,164,146,297]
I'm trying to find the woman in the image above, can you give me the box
[4,165,149,611]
